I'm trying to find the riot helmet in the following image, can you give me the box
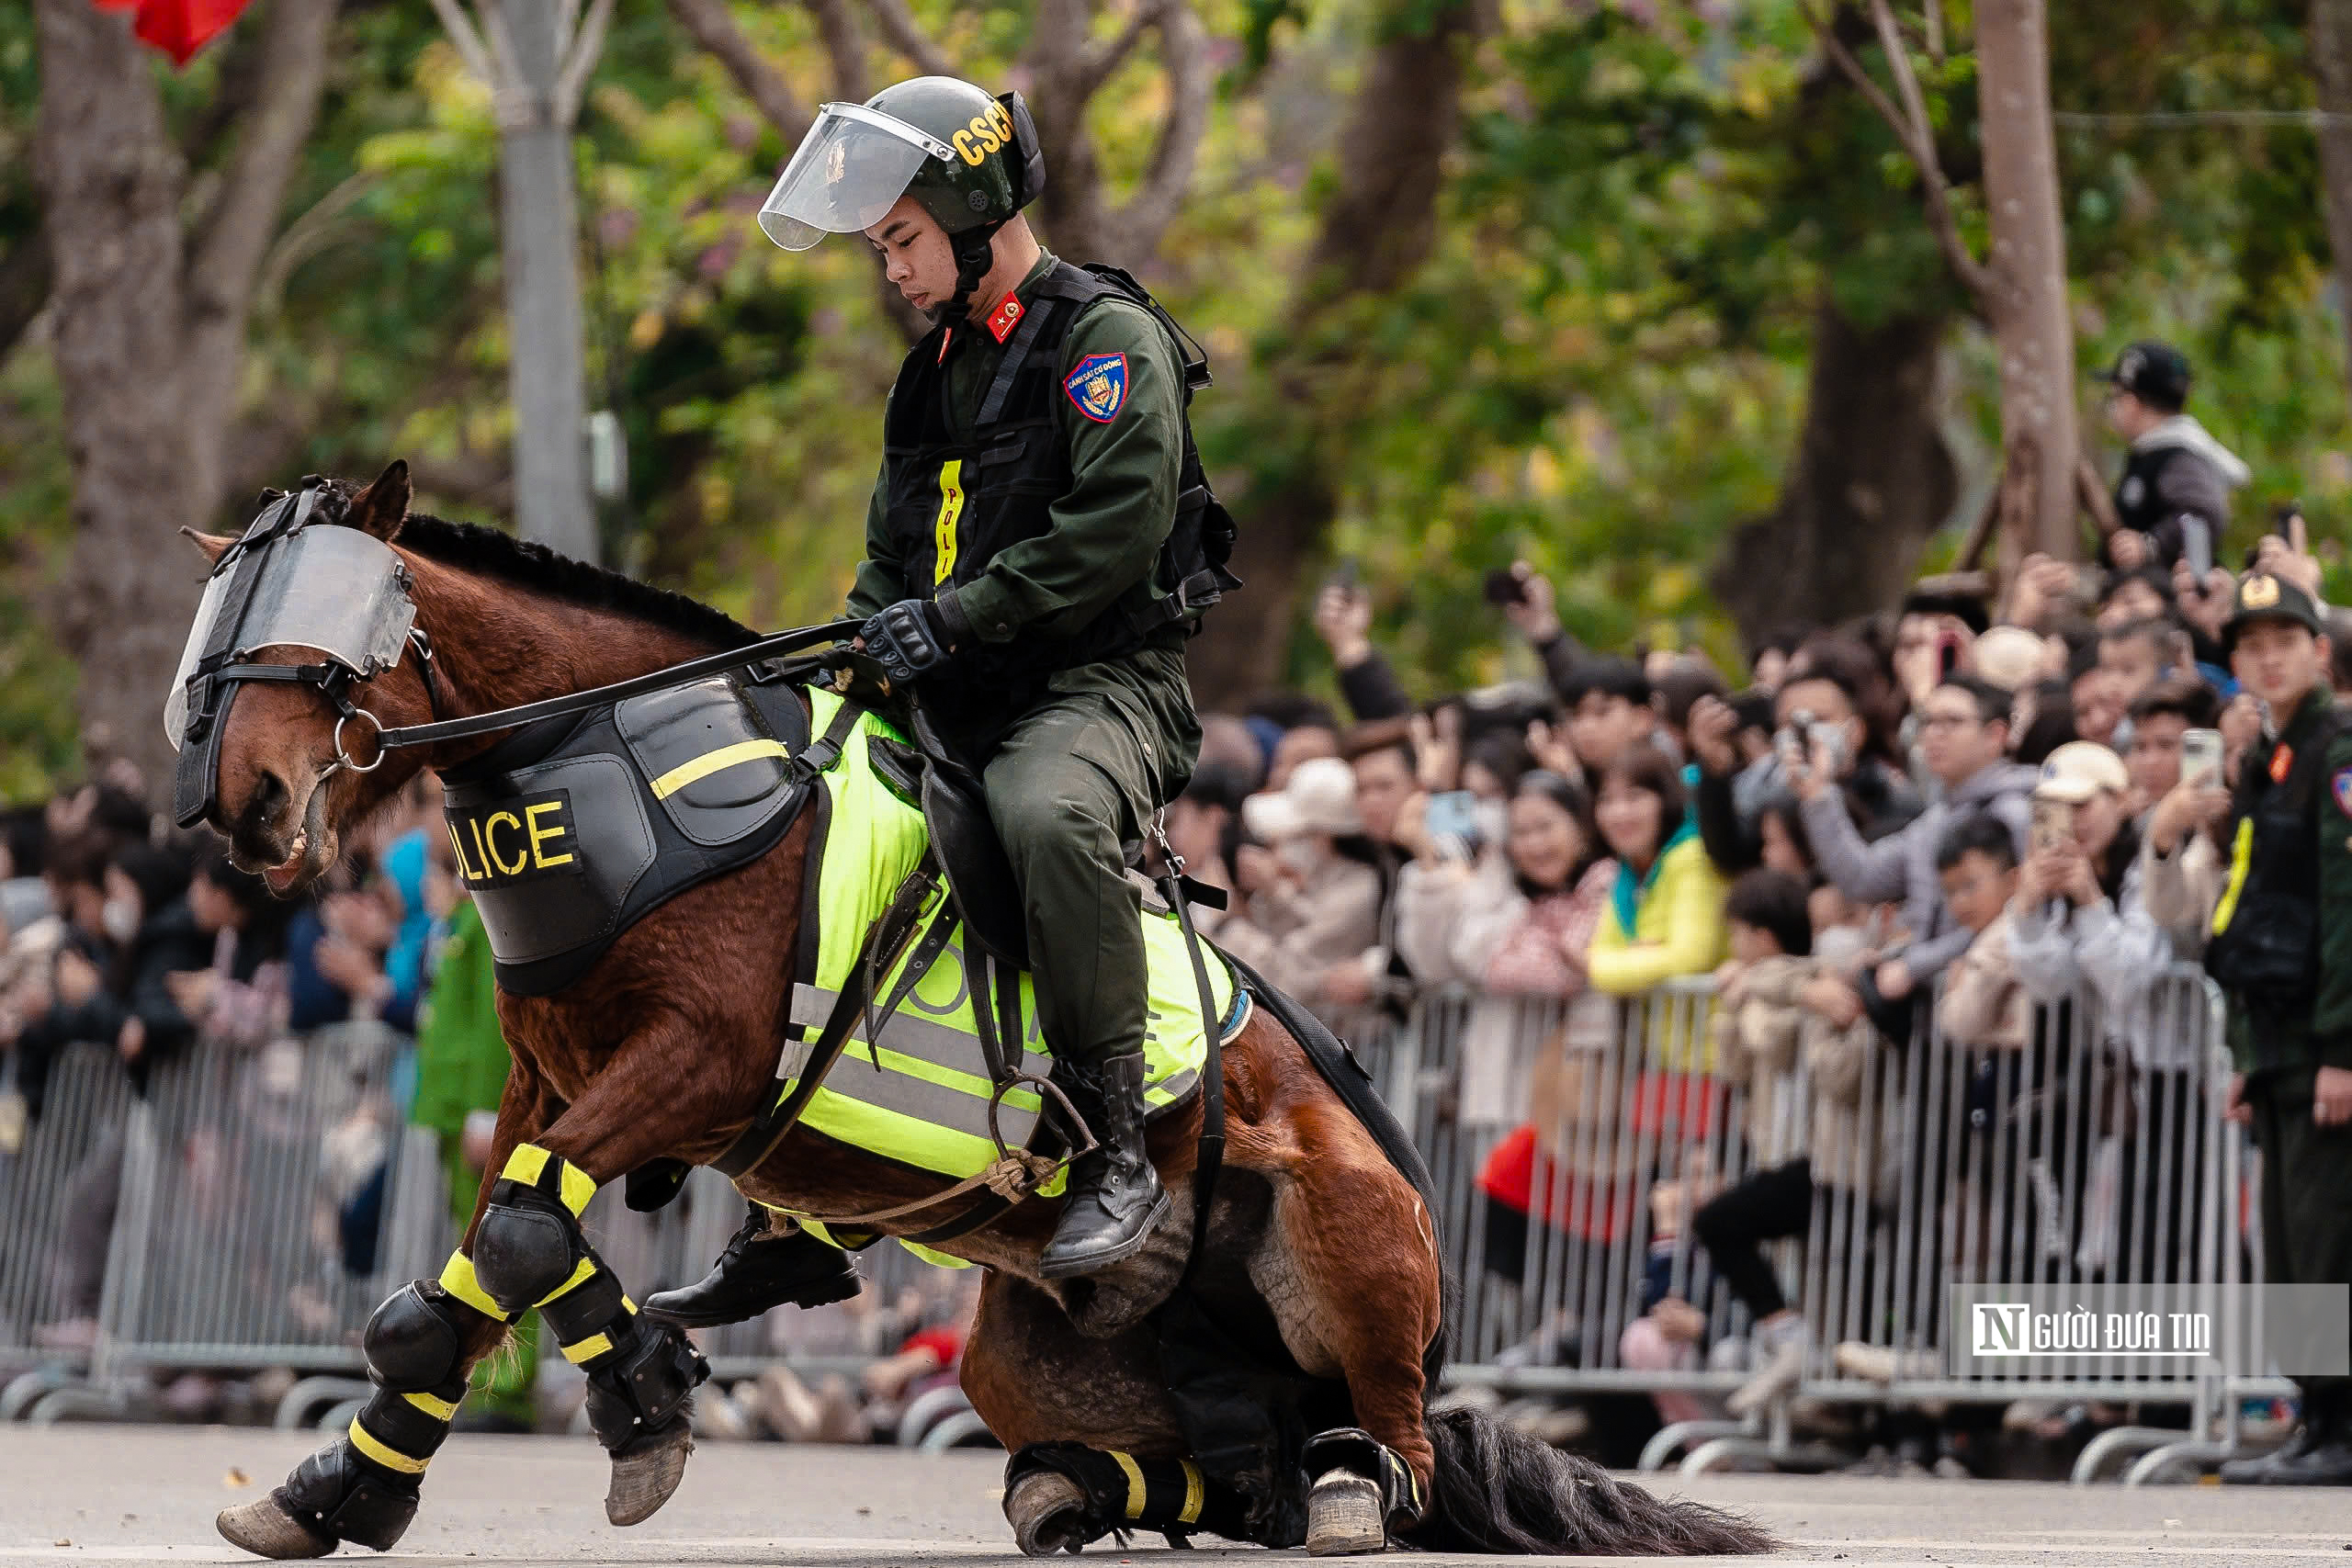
[760,77,1045,318]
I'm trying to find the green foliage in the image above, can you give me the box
[7,0,2352,802]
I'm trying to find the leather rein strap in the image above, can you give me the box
[363,618,865,754]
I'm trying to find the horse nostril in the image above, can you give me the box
[251,769,289,829]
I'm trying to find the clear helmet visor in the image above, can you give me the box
[164,525,416,748]
[758,103,954,251]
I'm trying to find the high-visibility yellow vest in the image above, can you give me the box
[781,688,1238,1202]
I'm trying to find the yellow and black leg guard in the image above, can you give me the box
[1006,1444,1250,1550]
[272,1280,474,1551]
[467,1145,707,1456]
[1300,1427,1425,1530]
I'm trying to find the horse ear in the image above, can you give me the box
[182,530,235,566]
[348,460,412,543]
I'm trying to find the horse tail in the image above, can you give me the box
[1404,1404,1776,1557]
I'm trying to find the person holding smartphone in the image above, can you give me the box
[2199,572,2352,1485]
[2095,340,2249,577]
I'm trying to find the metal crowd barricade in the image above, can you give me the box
[1408,964,2272,1484]
[18,1023,431,1423]
[0,1043,138,1416]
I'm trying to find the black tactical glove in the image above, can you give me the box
[859,596,962,685]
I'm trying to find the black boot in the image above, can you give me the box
[1037,1051,1170,1280]
[640,1201,860,1328]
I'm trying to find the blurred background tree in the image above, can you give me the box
[4,0,2349,800]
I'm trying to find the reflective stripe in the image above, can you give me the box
[933,459,966,585]
[650,739,794,800]
[1179,1460,1204,1525]
[562,1331,616,1365]
[790,983,1049,1080]
[438,1251,509,1323]
[502,1143,595,1215]
[1112,1451,1148,1519]
[802,1041,1042,1150]
[404,1390,458,1421]
[349,1418,428,1475]
[2213,818,2256,934]
[538,1256,599,1306]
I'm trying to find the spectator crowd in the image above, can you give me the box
[0,340,2342,1475]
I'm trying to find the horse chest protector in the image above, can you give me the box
[440,672,815,996]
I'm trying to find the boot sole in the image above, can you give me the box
[640,1271,862,1329]
[1035,1188,1174,1281]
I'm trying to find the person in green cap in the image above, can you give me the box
[2203,570,2352,1484]
[646,75,1237,1326]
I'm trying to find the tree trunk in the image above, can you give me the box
[495,0,598,561]
[1711,302,1958,649]
[34,0,198,791]
[2311,0,2352,411]
[1185,0,1486,706]
[34,0,339,791]
[1973,0,2078,561]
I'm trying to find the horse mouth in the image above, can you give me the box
[232,772,338,894]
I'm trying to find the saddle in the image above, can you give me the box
[869,731,1029,970]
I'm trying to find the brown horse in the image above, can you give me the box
[198,464,1768,1559]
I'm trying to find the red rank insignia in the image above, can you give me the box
[986,292,1023,344]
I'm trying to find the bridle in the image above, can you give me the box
[169,477,862,829]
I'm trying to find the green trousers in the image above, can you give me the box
[981,685,1178,1070]
[2248,1066,2352,1408]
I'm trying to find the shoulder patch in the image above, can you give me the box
[1063,352,1128,423]
[2335,766,2352,819]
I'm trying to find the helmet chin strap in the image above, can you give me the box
[933,221,1003,327]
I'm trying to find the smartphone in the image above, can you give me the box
[1481,567,1529,607]
[1935,628,1963,682]
[1327,558,1360,595]
[2182,516,2213,581]
[2031,796,2075,856]
[2180,728,2224,793]
[1424,790,1482,861]
[1806,720,1849,775]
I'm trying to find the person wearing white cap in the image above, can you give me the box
[2007,740,2206,1281]
[1220,757,1384,1033]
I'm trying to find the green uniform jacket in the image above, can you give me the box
[2220,688,2352,1077]
[847,249,1197,783]
[410,899,511,1209]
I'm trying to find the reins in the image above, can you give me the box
[347,617,865,758]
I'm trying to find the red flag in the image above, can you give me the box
[90,0,257,67]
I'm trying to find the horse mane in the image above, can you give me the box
[383,505,761,653]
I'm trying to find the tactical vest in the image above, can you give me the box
[2208,705,2346,1014]
[877,261,1237,703]
[440,670,818,997]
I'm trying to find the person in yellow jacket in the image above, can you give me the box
[1588,746,1730,989]
[1587,746,1728,1067]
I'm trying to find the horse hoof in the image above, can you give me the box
[216,1497,334,1560]
[1005,1469,1091,1556]
[605,1420,694,1527]
[1305,1468,1386,1556]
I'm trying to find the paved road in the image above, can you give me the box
[6,1426,2352,1566]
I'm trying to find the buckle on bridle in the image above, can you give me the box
[330,705,388,776]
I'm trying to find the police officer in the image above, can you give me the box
[647,76,1231,1325]
[2096,340,2250,576]
[2205,572,2352,1484]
